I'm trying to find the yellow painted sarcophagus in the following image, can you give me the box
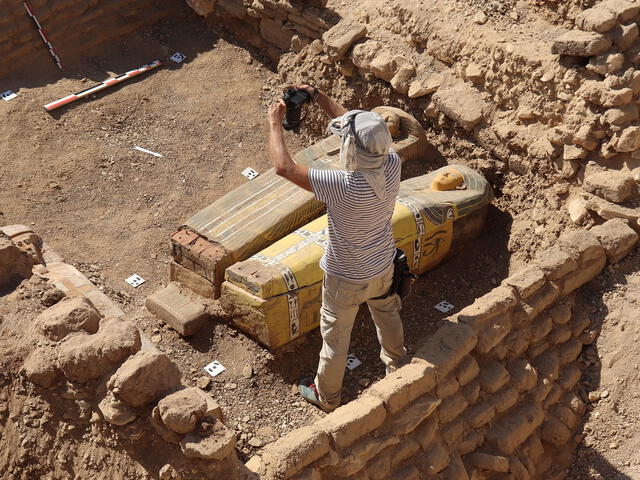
[170,107,428,297]
[221,165,494,350]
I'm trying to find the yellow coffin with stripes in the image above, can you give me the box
[222,165,493,349]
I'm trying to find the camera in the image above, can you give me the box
[282,88,312,131]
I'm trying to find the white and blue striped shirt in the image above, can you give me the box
[309,150,401,281]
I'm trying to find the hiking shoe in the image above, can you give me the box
[298,377,334,412]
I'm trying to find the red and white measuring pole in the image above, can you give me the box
[23,1,63,70]
[43,60,162,112]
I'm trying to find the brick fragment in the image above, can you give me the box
[317,393,386,449]
[503,328,530,357]
[575,7,617,33]
[322,20,366,61]
[562,391,587,416]
[601,0,640,21]
[478,360,510,394]
[146,283,209,336]
[413,322,477,378]
[369,362,436,414]
[532,377,554,403]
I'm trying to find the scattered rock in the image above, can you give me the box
[588,391,601,402]
[608,22,639,50]
[35,296,100,342]
[151,406,183,444]
[602,104,639,126]
[390,63,416,94]
[98,392,137,426]
[196,376,211,389]
[601,0,640,21]
[465,63,484,85]
[552,31,612,57]
[563,145,587,161]
[575,7,618,33]
[566,195,589,225]
[158,388,207,434]
[614,126,640,152]
[358,378,371,388]
[600,389,610,398]
[473,11,488,24]
[370,52,396,82]
[180,419,237,460]
[107,351,181,408]
[322,20,366,61]
[248,436,264,448]
[408,73,443,98]
[588,53,624,76]
[432,82,486,130]
[242,365,253,379]
[57,317,141,383]
[159,464,182,480]
[584,170,636,202]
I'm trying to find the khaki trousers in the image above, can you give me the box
[314,264,406,410]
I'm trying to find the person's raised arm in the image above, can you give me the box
[296,85,348,118]
[268,100,312,192]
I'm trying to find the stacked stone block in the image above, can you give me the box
[0,0,182,77]
[245,219,638,480]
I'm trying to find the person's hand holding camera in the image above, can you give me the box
[268,99,286,129]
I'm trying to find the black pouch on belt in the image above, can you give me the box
[373,249,418,300]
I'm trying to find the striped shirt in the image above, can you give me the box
[309,150,401,281]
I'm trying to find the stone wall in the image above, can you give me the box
[0,0,183,77]
[244,218,638,480]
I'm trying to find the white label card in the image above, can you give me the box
[434,301,455,313]
[170,52,186,63]
[242,167,259,180]
[346,354,362,371]
[204,361,226,377]
[125,274,145,288]
[1,90,17,101]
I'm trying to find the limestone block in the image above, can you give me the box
[351,39,381,70]
[615,126,640,153]
[322,20,366,61]
[22,347,59,388]
[441,418,466,448]
[107,351,181,407]
[533,248,578,281]
[601,0,640,21]
[437,377,460,398]
[158,388,208,434]
[602,103,640,126]
[456,285,518,330]
[491,387,519,413]
[0,235,33,291]
[260,17,293,50]
[503,266,546,299]
[316,393,386,449]
[588,52,624,76]
[432,83,486,131]
[590,218,639,262]
[180,419,237,460]
[370,52,396,82]
[486,402,545,454]
[413,322,477,378]
[474,311,512,355]
[415,441,450,475]
[453,355,480,387]
[558,339,583,364]
[541,417,571,446]
[478,360,510,394]
[465,400,495,429]
[576,7,618,33]
[465,452,509,472]
[411,415,437,450]
[259,426,330,479]
[57,317,141,383]
[608,22,639,50]
[390,63,416,94]
[507,359,538,392]
[35,296,100,341]
[556,229,606,266]
[551,30,612,56]
[99,392,137,426]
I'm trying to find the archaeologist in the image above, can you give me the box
[267,85,407,412]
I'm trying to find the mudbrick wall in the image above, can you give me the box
[0,0,183,77]
[243,219,638,480]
